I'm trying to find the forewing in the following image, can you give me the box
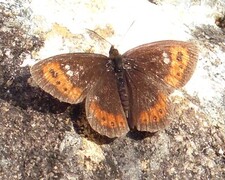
[85,70,129,138]
[123,40,198,131]
[31,53,108,104]
[123,40,198,89]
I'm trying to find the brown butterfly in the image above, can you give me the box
[31,40,198,138]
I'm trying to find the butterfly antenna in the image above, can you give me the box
[125,21,135,37]
[120,20,135,45]
[86,28,113,47]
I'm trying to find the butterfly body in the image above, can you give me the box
[109,46,130,119]
[31,40,198,138]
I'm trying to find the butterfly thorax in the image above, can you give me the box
[109,46,123,73]
[109,46,129,118]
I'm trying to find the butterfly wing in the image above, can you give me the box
[85,68,129,138]
[31,53,108,104]
[31,53,129,137]
[122,40,198,132]
[125,67,171,132]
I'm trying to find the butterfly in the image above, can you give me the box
[30,40,198,138]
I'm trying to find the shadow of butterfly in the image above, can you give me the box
[31,40,198,138]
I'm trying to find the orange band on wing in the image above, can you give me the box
[164,46,189,87]
[42,62,82,100]
[139,93,167,125]
[89,102,126,129]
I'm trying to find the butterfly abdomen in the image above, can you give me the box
[116,71,129,118]
[111,52,130,118]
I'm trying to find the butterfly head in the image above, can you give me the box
[109,46,120,59]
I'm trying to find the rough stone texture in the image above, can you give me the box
[0,0,225,180]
